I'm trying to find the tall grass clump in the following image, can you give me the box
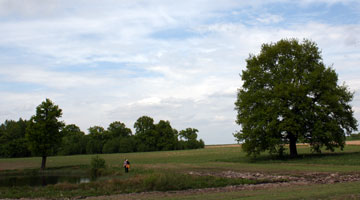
[142,172,257,191]
[90,155,106,176]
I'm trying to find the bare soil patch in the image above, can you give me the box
[189,171,360,184]
[346,140,360,145]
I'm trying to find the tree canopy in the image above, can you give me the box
[0,119,30,158]
[26,98,64,169]
[234,39,358,157]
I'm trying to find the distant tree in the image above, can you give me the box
[134,116,157,151]
[58,124,86,155]
[86,126,106,154]
[179,128,198,141]
[0,119,31,158]
[234,39,358,157]
[179,128,204,149]
[155,120,178,150]
[118,137,136,153]
[107,121,132,138]
[102,138,120,154]
[26,99,64,169]
[134,116,155,135]
[62,124,82,136]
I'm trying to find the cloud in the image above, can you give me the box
[0,0,61,17]
[0,0,359,144]
[255,14,284,24]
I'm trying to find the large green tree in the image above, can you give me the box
[26,99,64,169]
[234,39,358,157]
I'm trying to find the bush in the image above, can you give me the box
[90,155,106,176]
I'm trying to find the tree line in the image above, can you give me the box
[0,99,204,160]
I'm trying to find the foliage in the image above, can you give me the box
[0,119,31,158]
[154,120,178,150]
[235,39,358,157]
[58,124,87,155]
[179,128,205,149]
[107,121,132,138]
[1,113,203,158]
[26,99,64,169]
[102,137,121,153]
[90,155,106,176]
[134,116,155,135]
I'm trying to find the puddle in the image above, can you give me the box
[0,175,94,187]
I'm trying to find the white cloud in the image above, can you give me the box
[256,14,284,24]
[0,0,359,143]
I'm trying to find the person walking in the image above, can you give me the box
[123,159,130,173]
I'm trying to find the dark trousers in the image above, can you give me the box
[125,166,128,173]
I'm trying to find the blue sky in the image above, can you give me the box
[0,0,359,144]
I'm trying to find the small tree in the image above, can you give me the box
[235,39,358,157]
[26,99,64,169]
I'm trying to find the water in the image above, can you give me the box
[0,175,92,187]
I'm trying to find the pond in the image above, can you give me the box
[0,175,93,187]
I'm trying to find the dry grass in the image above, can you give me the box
[205,141,360,149]
[205,144,241,148]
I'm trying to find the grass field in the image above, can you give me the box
[1,144,360,199]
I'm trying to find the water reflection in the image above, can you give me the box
[0,175,92,187]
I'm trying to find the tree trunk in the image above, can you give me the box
[41,156,47,170]
[289,134,298,158]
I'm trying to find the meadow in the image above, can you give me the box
[1,144,360,199]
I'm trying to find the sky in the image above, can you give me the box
[0,0,359,144]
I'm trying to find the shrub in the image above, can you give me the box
[90,155,106,176]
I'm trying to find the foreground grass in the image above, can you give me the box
[136,181,360,200]
[1,144,360,198]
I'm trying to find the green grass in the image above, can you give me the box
[140,181,360,200]
[1,145,360,199]
[346,134,360,141]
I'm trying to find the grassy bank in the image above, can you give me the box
[135,181,360,200]
[1,144,360,199]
